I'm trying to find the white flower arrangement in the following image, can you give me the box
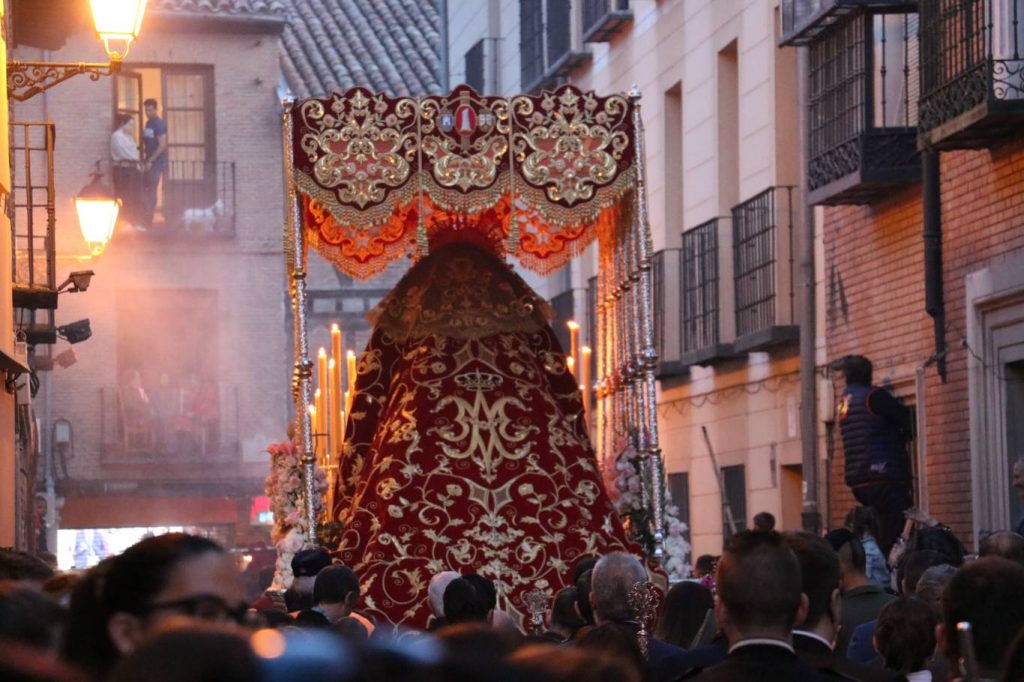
[264,439,328,590]
[612,443,692,581]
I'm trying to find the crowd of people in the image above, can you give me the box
[3,505,1024,682]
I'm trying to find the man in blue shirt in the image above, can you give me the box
[141,98,168,229]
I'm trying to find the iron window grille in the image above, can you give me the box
[681,220,721,354]
[919,0,1024,145]
[780,0,917,46]
[652,248,682,368]
[732,187,795,339]
[807,10,921,204]
[10,122,56,295]
[520,0,589,92]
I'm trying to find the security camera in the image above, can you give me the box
[57,319,92,345]
[57,270,95,294]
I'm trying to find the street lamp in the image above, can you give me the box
[7,0,148,101]
[74,165,120,256]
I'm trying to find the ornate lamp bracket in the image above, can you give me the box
[8,60,121,102]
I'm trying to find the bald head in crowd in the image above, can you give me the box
[590,552,648,623]
[978,531,1024,566]
[715,531,807,642]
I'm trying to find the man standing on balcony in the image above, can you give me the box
[142,98,168,230]
[837,355,914,557]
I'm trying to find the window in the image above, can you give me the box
[519,0,575,91]
[682,220,720,353]
[465,39,486,93]
[721,464,747,538]
[668,472,690,536]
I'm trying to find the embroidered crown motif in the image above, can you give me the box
[455,370,503,392]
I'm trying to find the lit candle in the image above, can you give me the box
[317,347,328,460]
[347,350,357,404]
[314,388,323,462]
[331,323,344,461]
[567,320,580,378]
[328,358,340,463]
[581,345,592,426]
[566,355,575,376]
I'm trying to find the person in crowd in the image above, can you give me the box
[574,622,651,681]
[911,564,955,619]
[753,512,776,532]
[0,582,67,656]
[846,506,891,587]
[61,533,246,679]
[122,369,154,441]
[109,112,143,230]
[539,586,586,643]
[295,565,362,633]
[825,529,895,656]
[784,532,899,682]
[845,549,948,667]
[141,98,168,229]
[443,576,490,626]
[426,570,460,630]
[836,355,913,555]
[575,569,596,626]
[108,626,260,682]
[572,557,599,585]
[589,552,694,682]
[693,554,718,593]
[654,581,715,649]
[978,530,1024,566]
[284,548,332,612]
[0,548,53,584]
[1003,630,1024,682]
[939,557,1024,681]
[510,641,645,682]
[691,531,830,681]
[873,598,936,681]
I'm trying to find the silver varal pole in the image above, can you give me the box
[281,99,318,546]
[630,87,664,559]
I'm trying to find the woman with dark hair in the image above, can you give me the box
[873,597,936,680]
[846,506,890,587]
[61,533,246,679]
[653,581,714,649]
[540,587,586,643]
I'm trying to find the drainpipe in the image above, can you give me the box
[797,46,821,534]
[439,0,450,91]
[922,149,946,381]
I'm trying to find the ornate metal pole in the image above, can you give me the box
[630,87,665,559]
[281,99,318,546]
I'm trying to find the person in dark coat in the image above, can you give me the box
[784,532,902,682]
[689,531,832,682]
[837,355,914,555]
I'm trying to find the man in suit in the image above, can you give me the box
[785,532,901,681]
[690,531,830,681]
[590,552,703,682]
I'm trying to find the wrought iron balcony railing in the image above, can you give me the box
[731,188,799,351]
[122,160,236,238]
[582,0,632,43]
[679,219,735,366]
[780,0,917,46]
[919,0,1024,148]
[99,383,240,463]
[520,0,592,92]
[807,10,921,204]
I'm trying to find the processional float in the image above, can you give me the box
[280,83,667,562]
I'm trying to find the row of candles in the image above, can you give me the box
[566,320,593,426]
[311,323,356,469]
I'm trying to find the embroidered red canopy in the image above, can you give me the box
[289,84,637,279]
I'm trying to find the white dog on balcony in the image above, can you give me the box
[181,198,225,231]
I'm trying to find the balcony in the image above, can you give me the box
[807,11,921,205]
[99,383,240,464]
[520,0,592,93]
[11,122,58,344]
[781,0,917,46]
[653,249,685,378]
[681,219,735,367]
[918,0,1024,149]
[582,0,632,44]
[119,160,236,241]
[731,188,799,353]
